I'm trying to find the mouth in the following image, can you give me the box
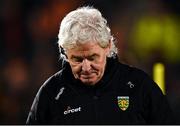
[80,74,94,79]
[80,72,98,79]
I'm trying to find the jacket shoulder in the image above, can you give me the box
[43,70,63,87]
[117,62,148,83]
[26,70,65,124]
[40,69,66,96]
[116,62,159,95]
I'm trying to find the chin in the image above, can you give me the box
[80,78,99,86]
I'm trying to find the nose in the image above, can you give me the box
[82,59,91,72]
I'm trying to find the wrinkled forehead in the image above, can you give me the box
[65,41,107,58]
[68,41,101,51]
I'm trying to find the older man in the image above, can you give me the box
[26,6,174,124]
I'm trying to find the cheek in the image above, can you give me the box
[98,57,107,72]
[92,61,106,72]
[70,64,81,74]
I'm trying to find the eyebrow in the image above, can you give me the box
[71,54,97,59]
[71,55,82,59]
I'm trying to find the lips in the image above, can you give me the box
[80,74,95,79]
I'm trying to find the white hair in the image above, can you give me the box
[57,6,117,59]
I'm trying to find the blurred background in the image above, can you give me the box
[0,0,179,124]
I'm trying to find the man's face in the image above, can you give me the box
[66,42,111,86]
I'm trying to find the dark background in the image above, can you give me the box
[0,0,180,124]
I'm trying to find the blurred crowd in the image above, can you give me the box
[0,0,180,124]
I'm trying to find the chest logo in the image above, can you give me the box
[64,106,81,115]
[117,96,129,111]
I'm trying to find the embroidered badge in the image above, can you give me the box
[117,96,129,111]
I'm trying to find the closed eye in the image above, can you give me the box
[71,56,83,63]
[87,54,98,61]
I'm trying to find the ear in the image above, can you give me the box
[60,46,68,62]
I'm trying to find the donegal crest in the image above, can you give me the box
[117,96,129,111]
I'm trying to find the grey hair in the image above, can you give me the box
[57,6,117,60]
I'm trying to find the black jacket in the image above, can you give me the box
[26,58,174,124]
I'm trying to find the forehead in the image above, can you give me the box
[68,42,103,52]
